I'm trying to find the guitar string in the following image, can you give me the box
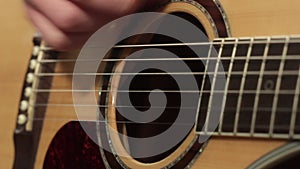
[25,115,300,139]
[26,117,205,125]
[37,55,300,63]
[30,68,299,107]
[26,110,299,132]
[25,116,300,129]
[33,70,300,77]
[31,89,299,94]
[26,98,300,132]
[38,37,300,66]
[27,105,299,116]
[28,102,298,112]
[25,39,300,123]
[27,71,300,106]
[39,38,300,52]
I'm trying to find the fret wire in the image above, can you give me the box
[248,39,257,135]
[38,55,300,63]
[195,43,213,131]
[36,37,298,126]
[29,37,299,135]
[233,38,253,134]
[269,37,290,136]
[250,37,271,135]
[204,39,224,134]
[289,68,300,138]
[219,38,239,133]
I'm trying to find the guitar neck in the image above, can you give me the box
[196,36,300,140]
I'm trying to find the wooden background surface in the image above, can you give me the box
[0,0,300,169]
[0,1,34,168]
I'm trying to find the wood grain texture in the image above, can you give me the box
[192,138,284,169]
[1,0,300,169]
[220,0,300,36]
[0,1,34,169]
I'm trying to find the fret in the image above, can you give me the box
[244,56,261,94]
[221,92,238,132]
[237,94,256,132]
[250,37,271,135]
[269,37,290,136]
[287,36,300,55]
[273,59,299,134]
[287,43,300,55]
[221,39,251,133]
[244,75,259,90]
[204,38,224,134]
[238,40,262,133]
[280,75,298,90]
[221,39,234,56]
[247,59,262,71]
[254,94,274,133]
[289,68,300,137]
[195,36,300,138]
[273,94,294,133]
[283,58,300,71]
[226,75,242,90]
[286,36,300,135]
[218,38,239,133]
[233,38,253,134]
[236,39,250,56]
[250,40,266,56]
[264,60,280,71]
[195,43,213,131]
[268,40,285,56]
[261,75,277,91]
[196,79,211,131]
[232,60,246,71]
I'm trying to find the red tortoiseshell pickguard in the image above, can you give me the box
[43,121,106,169]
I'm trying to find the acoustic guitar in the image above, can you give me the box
[13,0,300,168]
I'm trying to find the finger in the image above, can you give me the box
[69,0,142,14]
[26,4,92,50]
[25,0,100,32]
[73,0,170,13]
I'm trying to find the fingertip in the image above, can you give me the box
[26,5,90,51]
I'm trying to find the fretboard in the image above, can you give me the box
[196,36,300,139]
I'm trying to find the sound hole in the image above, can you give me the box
[248,143,300,169]
[113,32,205,163]
[96,12,209,164]
[270,153,300,169]
[126,68,181,138]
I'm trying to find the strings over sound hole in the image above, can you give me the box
[120,68,181,138]
[111,34,205,163]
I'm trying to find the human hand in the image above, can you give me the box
[24,0,166,50]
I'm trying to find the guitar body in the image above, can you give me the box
[13,0,300,169]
